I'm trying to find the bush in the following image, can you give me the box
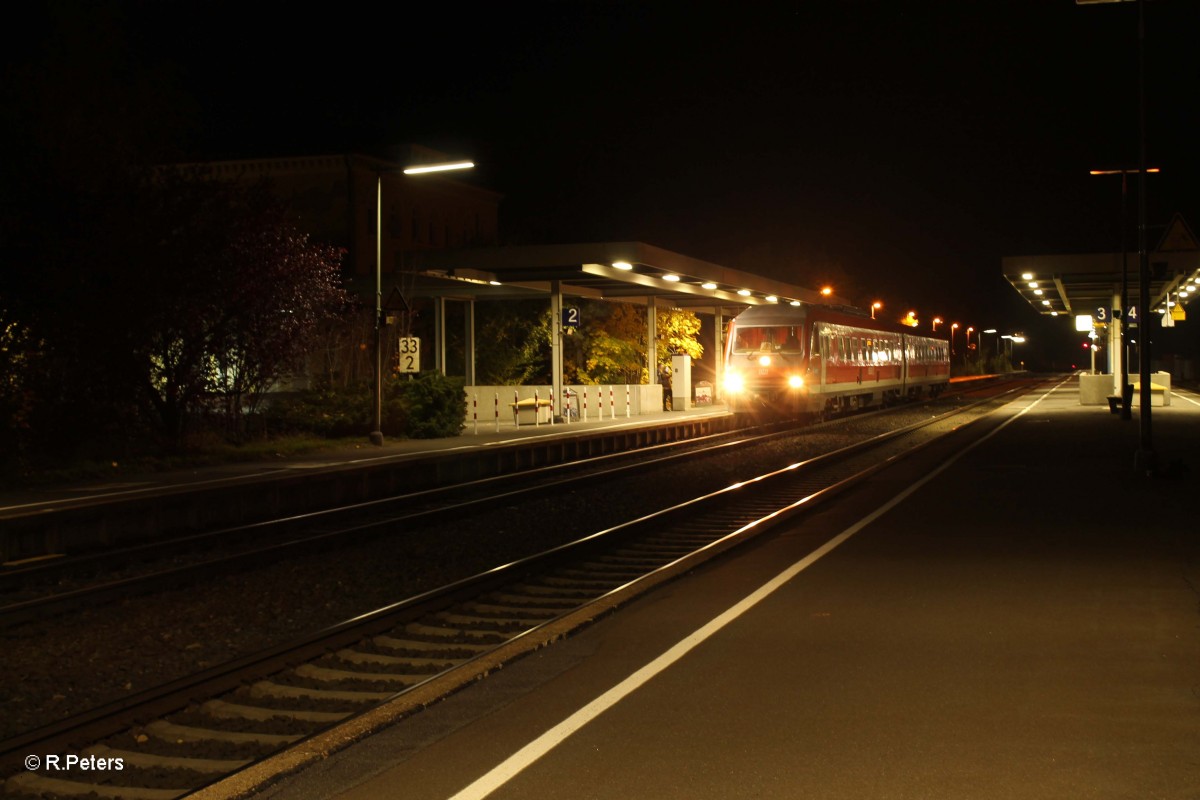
[390,371,465,438]
[263,371,465,440]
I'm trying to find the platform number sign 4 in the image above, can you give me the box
[398,337,420,373]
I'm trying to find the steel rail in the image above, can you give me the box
[0,381,1020,627]
[0,379,1041,798]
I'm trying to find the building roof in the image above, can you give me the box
[1002,215,1200,322]
[405,241,846,315]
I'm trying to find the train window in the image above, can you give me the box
[733,326,803,354]
[781,327,802,353]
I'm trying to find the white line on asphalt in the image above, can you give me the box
[446,379,1068,800]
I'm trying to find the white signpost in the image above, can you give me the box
[398,337,420,373]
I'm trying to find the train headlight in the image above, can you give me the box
[758,355,772,367]
[725,372,745,393]
[787,375,804,389]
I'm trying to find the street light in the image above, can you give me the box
[983,328,998,362]
[950,322,960,355]
[932,316,943,332]
[1002,334,1026,369]
[871,301,882,319]
[371,159,475,446]
[1078,0,1156,473]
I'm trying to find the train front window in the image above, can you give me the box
[733,326,803,354]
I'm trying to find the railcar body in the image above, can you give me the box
[723,303,950,415]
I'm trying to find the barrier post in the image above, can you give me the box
[495,393,500,432]
[550,389,555,426]
[534,389,540,427]
[583,387,588,423]
[513,389,519,427]
[626,385,631,418]
[610,386,615,419]
[472,393,478,435]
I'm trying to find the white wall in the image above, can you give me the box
[461,384,662,426]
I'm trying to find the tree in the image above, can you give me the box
[127,174,350,445]
[473,300,552,384]
[579,303,645,384]
[572,301,704,384]
[206,205,351,434]
[655,307,704,369]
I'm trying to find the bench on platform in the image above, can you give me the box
[510,397,553,425]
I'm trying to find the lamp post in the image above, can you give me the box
[1077,0,1156,472]
[371,159,475,446]
[983,329,998,366]
[1002,334,1026,370]
[932,317,943,332]
[871,301,882,320]
[950,322,959,355]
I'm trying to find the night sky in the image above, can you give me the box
[7,1,1199,362]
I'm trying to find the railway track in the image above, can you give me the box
[1,376,1043,800]
[0,378,1020,628]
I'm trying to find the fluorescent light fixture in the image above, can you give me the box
[1021,272,1034,280]
[662,273,680,282]
[737,289,751,297]
[1028,281,1038,288]
[612,261,633,270]
[702,282,717,290]
[765,295,778,302]
[402,160,475,174]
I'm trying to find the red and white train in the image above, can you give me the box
[723,302,950,415]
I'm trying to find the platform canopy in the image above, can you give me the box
[405,241,844,313]
[1002,215,1200,322]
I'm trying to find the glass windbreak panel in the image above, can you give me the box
[733,326,804,354]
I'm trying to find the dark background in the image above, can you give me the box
[5,0,1198,366]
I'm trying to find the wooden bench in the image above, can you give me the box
[510,397,552,425]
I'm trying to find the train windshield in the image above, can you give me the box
[731,325,803,355]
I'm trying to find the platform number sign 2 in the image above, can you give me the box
[563,307,580,328]
[398,337,420,373]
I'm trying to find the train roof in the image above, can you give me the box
[730,303,948,342]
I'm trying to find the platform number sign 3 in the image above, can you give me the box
[398,337,420,373]
[1095,306,1110,323]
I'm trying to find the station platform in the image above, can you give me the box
[238,375,1200,800]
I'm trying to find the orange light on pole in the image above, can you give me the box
[820,286,833,298]
[966,326,975,351]
[871,301,882,319]
[950,322,960,355]
[932,316,943,332]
